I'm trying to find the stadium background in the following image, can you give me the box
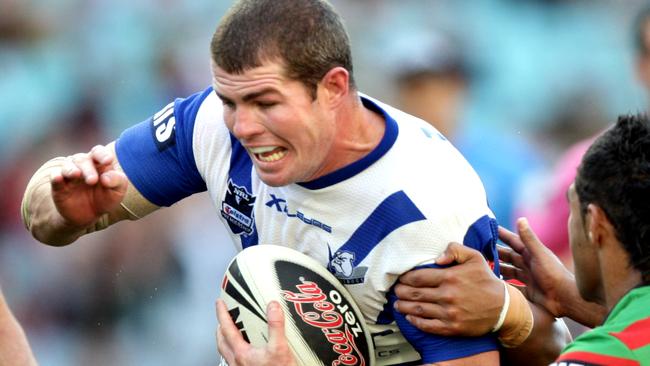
[0,0,648,364]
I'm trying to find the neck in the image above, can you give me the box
[331,95,385,164]
[599,243,643,311]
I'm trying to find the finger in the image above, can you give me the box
[498,225,525,253]
[496,244,518,266]
[60,158,82,181]
[435,242,481,266]
[99,170,128,192]
[90,145,115,166]
[394,282,441,303]
[70,153,100,185]
[516,218,548,257]
[499,263,529,284]
[497,245,527,271]
[266,301,289,352]
[394,299,446,319]
[216,325,235,364]
[216,300,248,353]
[403,315,456,337]
[398,268,444,287]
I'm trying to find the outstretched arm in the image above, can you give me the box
[0,288,37,366]
[21,142,158,246]
[394,242,569,366]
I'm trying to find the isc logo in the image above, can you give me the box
[151,102,177,151]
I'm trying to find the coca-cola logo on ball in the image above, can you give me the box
[276,261,370,366]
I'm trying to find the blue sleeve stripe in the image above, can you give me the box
[115,88,211,207]
[336,190,425,264]
[227,133,258,248]
[463,215,500,276]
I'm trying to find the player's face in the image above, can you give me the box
[567,183,604,303]
[212,61,336,187]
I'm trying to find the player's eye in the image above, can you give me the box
[222,100,236,109]
[256,101,277,108]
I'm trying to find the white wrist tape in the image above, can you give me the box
[491,280,510,332]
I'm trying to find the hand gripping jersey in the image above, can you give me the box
[116,87,500,365]
[552,286,650,366]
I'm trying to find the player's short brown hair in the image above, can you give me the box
[210,0,355,98]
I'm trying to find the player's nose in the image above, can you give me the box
[232,107,264,140]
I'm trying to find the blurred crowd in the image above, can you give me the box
[1,0,649,364]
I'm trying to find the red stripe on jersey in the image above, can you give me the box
[609,316,650,350]
[556,351,640,366]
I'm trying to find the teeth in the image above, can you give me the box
[249,146,278,154]
[257,149,287,162]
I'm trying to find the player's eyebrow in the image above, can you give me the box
[215,92,233,105]
[215,88,280,104]
[241,88,280,102]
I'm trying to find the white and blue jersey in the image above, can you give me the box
[116,87,501,365]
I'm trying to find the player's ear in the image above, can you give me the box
[318,67,349,108]
[586,203,614,248]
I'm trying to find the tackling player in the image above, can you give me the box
[396,114,650,365]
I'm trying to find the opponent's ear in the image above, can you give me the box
[318,67,350,107]
[586,204,615,248]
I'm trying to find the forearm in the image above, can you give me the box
[500,302,569,366]
[0,292,37,366]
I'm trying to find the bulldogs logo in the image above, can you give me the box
[221,179,256,236]
[328,247,368,285]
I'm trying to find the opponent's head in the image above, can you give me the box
[571,114,650,300]
[210,0,358,187]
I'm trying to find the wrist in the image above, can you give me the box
[497,284,534,348]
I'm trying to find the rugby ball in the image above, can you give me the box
[219,245,375,366]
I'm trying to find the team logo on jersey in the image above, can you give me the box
[221,180,256,236]
[328,246,368,285]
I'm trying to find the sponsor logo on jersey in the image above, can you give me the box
[277,261,369,366]
[265,194,332,233]
[328,246,368,285]
[221,180,256,236]
[151,102,176,151]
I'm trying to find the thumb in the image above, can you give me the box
[266,301,288,350]
[516,218,546,256]
[435,242,478,265]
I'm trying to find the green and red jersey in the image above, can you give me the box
[552,286,650,366]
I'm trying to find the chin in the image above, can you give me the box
[257,172,292,187]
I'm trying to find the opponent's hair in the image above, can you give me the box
[210,0,355,98]
[575,114,650,284]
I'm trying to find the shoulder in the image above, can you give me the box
[553,327,638,366]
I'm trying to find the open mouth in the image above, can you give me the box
[249,146,287,163]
